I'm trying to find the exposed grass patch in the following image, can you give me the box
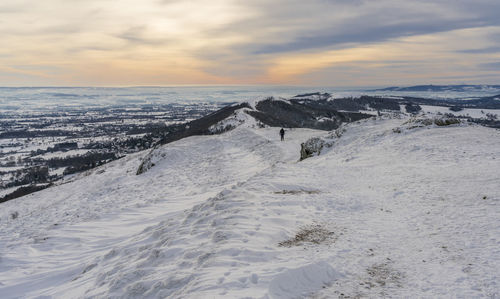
[433,118,461,126]
[278,224,335,247]
[402,117,461,129]
[274,189,321,195]
[365,261,404,288]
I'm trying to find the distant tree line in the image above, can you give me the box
[0,183,53,204]
[2,166,49,188]
[0,130,77,139]
[28,151,119,169]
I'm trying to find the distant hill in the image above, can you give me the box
[369,84,500,92]
[150,92,500,148]
[151,97,375,147]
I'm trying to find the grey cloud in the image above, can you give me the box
[0,3,26,14]
[9,64,62,72]
[194,50,269,78]
[440,73,500,79]
[321,0,365,5]
[201,0,500,56]
[253,2,500,53]
[158,0,180,4]
[39,23,84,34]
[489,33,500,43]
[458,46,500,54]
[297,62,499,86]
[478,62,500,70]
[116,26,168,45]
[66,46,115,54]
[254,21,470,54]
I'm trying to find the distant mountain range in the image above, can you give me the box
[369,84,500,92]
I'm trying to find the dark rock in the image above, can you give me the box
[300,137,325,160]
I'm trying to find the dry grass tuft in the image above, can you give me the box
[274,189,321,195]
[279,224,335,247]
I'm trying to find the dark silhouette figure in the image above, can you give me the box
[280,128,285,141]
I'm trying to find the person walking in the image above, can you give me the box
[280,128,285,141]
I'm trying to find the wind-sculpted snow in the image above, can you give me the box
[267,261,342,298]
[136,110,261,175]
[299,115,466,160]
[0,117,499,298]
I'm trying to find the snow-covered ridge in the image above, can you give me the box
[299,114,467,160]
[117,93,500,172]
[145,94,377,156]
[1,113,499,298]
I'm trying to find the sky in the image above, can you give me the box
[0,0,499,87]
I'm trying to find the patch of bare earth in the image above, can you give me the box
[351,260,405,298]
[365,261,404,288]
[274,189,321,195]
[278,223,336,247]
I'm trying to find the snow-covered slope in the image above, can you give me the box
[1,116,499,298]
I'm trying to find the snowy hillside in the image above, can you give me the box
[0,114,499,298]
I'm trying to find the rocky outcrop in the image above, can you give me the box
[300,126,346,160]
[136,147,157,175]
[392,116,464,133]
[300,138,325,161]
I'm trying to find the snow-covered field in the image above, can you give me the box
[420,105,500,118]
[0,115,499,298]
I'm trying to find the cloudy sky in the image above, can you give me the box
[1,0,499,86]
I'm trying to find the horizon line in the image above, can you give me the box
[0,83,498,89]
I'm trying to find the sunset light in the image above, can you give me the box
[1,0,499,86]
